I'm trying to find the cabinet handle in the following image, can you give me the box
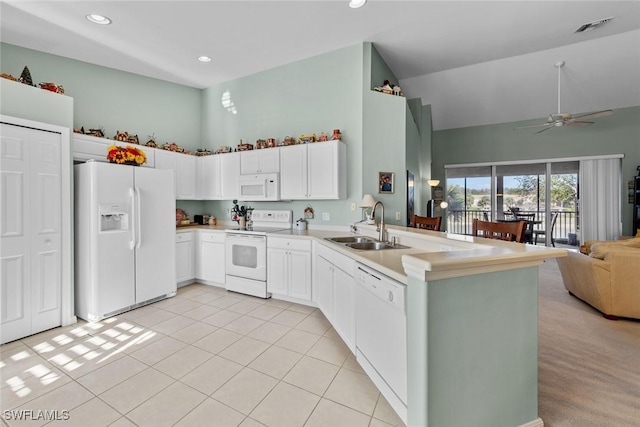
[388,291,394,302]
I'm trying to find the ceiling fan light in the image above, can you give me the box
[348,0,367,9]
[86,14,111,25]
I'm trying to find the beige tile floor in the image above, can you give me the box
[1,284,406,427]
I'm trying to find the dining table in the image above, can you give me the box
[497,218,543,243]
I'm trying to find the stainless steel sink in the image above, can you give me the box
[346,241,394,250]
[325,236,409,251]
[326,236,374,244]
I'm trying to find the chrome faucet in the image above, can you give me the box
[372,201,386,242]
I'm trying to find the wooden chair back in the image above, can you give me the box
[472,219,526,243]
[412,215,442,231]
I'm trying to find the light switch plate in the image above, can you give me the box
[351,202,356,211]
[322,212,330,221]
[396,212,402,220]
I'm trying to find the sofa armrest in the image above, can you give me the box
[604,249,640,318]
[556,252,612,312]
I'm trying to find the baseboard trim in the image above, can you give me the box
[520,417,544,427]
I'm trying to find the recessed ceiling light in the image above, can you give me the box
[198,56,212,63]
[348,0,367,9]
[86,14,111,25]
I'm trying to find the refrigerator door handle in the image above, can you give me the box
[129,187,136,250]
[135,186,142,249]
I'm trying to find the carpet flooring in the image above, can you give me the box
[538,258,640,426]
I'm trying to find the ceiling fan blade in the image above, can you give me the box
[535,125,555,134]
[516,123,555,130]
[565,121,594,127]
[572,109,613,120]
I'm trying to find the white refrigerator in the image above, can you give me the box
[74,161,176,321]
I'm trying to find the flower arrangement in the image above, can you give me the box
[107,145,147,166]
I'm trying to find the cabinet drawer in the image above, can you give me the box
[268,237,311,252]
[176,231,193,242]
[333,250,355,276]
[315,241,335,262]
[199,231,225,243]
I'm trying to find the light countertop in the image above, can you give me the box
[176,223,567,284]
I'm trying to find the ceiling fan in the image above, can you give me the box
[517,61,613,134]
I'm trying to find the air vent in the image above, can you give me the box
[575,17,613,33]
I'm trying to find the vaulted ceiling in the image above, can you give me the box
[2,1,639,130]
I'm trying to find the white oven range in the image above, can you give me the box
[225,209,292,298]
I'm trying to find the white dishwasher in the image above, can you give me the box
[355,263,407,419]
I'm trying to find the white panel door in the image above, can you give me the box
[315,255,334,323]
[30,129,62,333]
[1,123,62,343]
[134,167,176,302]
[0,124,31,343]
[199,241,224,284]
[280,145,307,199]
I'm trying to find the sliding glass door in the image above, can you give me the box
[445,161,579,246]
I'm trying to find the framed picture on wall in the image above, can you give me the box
[379,172,394,194]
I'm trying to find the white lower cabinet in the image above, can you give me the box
[197,231,225,284]
[176,231,194,285]
[313,242,356,352]
[267,237,311,301]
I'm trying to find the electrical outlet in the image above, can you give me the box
[396,212,402,220]
[322,212,330,221]
[351,202,356,211]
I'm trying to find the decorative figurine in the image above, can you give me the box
[331,129,342,140]
[318,132,328,142]
[19,66,34,86]
[114,130,128,142]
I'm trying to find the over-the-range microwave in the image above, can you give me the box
[238,173,280,201]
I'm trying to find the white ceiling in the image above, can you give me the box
[2,1,639,130]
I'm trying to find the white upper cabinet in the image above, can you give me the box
[175,153,196,199]
[280,144,308,199]
[220,151,240,199]
[154,149,196,199]
[280,141,346,200]
[197,155,221,199]
[240,148,280,174]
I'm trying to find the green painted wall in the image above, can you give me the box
[420,105,433,205]
[201,44,364,226]
[363,43,410,226]
[405,99,422,221]
[431,106,640,234]
[1,43,202,149]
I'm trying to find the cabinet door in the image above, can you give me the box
[176,154,196,199]
[267,248,288,295]
[257,148,280,173]
[176,234,193,283]
[333,266,355,352]
[240,151,260,175]
[315,255,334,322]
[197,155,220,199]
[280,145,308,199]
[220,152,240,199]
[308,142,336,199]
[288,250,311,300]
[200,241,225,284]
[154,149,177,196]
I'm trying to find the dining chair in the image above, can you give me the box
[534,212,559,246]
[472,218,526,243]
[515,213,536,243]
[412,215,442,231]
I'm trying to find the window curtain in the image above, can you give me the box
[579,158,622,242]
